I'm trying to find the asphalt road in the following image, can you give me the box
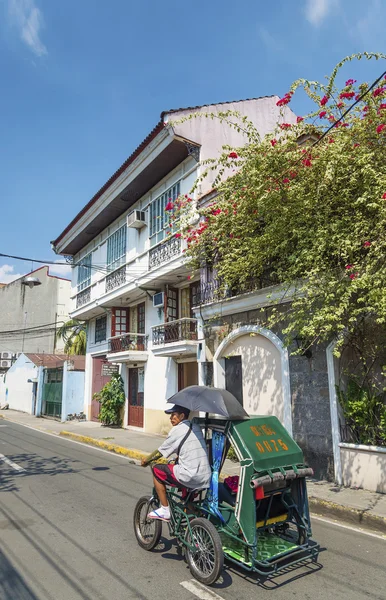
[0,421,384,600]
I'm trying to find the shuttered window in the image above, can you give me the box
[149,181,180,246]
[107,226,127,271]
[77,254,92,291]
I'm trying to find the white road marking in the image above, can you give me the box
[312,515,386,540]
[180,580,225,599]
[0,425,8,427]
[0,453,26,472]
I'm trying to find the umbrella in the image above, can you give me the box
[167,385,249,420]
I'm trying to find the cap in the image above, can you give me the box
[165,404,190,415]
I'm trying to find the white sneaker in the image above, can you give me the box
[148,507,170,521]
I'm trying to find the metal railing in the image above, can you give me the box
[152,318,198,346]
[194,273,278,306]
[108,332,148,353]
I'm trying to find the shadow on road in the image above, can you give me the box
[0,548,40,600]
[0,453,76,493]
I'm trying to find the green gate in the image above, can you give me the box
[42,367,63,418]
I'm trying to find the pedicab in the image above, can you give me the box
[133,386,319,586]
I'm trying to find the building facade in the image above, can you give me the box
[51,97,297,436]
[0,266,72,372]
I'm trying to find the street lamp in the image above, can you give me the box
[22,276,41,289]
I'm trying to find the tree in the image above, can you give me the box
[56,319,86,355]
[174,52,386,357]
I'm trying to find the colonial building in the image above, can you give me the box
[51,97,296,436]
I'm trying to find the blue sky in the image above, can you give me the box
[0,0,385,282]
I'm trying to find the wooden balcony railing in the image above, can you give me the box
[152,318,198,346]
[108,332,148,353]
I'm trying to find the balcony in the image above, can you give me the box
[76,288,91,308]
[106,266,126,293]
[151,318,199,358]
[149,237,181,270]
[107,332,148,363]
[194,273,278,306]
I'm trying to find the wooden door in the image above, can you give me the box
[91,356,112,421]
[225,355,243,406]
[128,367,144,427]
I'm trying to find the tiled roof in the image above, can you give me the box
[161,95,278,117]
[25,353,85,370]
[52,120,164,248]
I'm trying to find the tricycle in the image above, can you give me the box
[133,388,319,586]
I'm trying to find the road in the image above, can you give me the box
[0,421,384,600]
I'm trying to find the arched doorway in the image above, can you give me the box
[213,325,292,433]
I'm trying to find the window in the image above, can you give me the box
[95,316,107,343]
[137,303,145,334]
[77,254,92,291]
[107,226,127,272]
[111,308,129,337]
[149,181,180,246]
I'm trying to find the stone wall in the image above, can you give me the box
[203,308,334,480]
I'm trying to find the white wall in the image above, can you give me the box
[2,355,37,413]
[340,444,386,494]
[169,98,297,197]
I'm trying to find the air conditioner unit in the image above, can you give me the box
[152,292,164,308]
[1,360,12,368]
[1,352,11,359]
[127,210,146,229]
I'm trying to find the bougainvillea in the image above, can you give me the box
[172,52,386,353]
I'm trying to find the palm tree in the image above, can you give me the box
[56,319,86,355]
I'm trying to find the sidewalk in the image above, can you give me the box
[1,409,385,535]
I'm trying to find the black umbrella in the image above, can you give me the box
[167,385,249,420]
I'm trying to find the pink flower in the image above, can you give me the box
[289,171,297,179]
[279,123,292,129]
[345,264,353,270]
[328,115,335,122]
[296,116,304,123]
[302,158,312,167]
[320,95,329,106]
[340,91,355,100]
[363,241,371,247]
[276,91,293,107]
[283,178,290,184]
[349,273,358,280]
[271,139,277,146]
[363,106,369,112]
[345,79,357,86]
[165,201,174,211]
[228,152,238,159]
[187,276,191,280]
[329,137,335,143]
[376,124,386,134]
[337,102,344,109]
[319,111,327,118]
[353,143,360,148]
[383,193,386,199]
[380,104,386,110]
[174,233,181,238]
[373,87,386,97]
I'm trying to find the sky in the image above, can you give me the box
[0,0,385,283]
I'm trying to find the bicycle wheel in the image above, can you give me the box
[185,518,224,585]
[133,496,162,551]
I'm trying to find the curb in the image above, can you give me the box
[59,431,167,463]
[308,496,386,535]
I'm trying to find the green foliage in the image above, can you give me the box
[176,52,386,355]
[337,380,386,446]
[94,373,125,427]
[56,319,86,355]
[226,445,239,463]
